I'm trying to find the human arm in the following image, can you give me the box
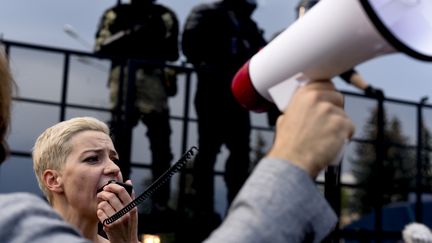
[297,0,320,18]
[182,5,234,66]
[205,157,337,243]
[340,69,368,90]
[205,80,354,243]
[181,6,210,65]
[0,193,90,243]
[97,180,140,243]
[340,69,384,98]
[94,7,136,58]
[160,8,179,62]
[94,9,117,54]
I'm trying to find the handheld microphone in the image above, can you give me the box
[97,180,133,196]
[102,146,198,225]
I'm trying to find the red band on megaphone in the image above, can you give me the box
[231,61,274,113]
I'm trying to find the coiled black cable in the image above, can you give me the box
[103,146,198,225]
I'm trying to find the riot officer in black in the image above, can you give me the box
[182,0,266,219]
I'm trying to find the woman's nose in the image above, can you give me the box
[104,159,121,176]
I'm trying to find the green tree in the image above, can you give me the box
[350,107,415,215]
[419,121,432,193]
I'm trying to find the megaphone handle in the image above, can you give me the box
[267,73,306,112]
[268,77,347,165]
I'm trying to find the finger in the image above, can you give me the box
[345,116,356,139]
[303,79,335,90]
[98,200,115,215]
[313,89,345,108]
[97,190,124,211]
[129,207,139,235]
[97,208,109,222]
[96,206,113,230]
[125,180,136,199]
[303,81,342,105]
[329,108,355,140]
[104,183,133,205]
[297,80,342,103]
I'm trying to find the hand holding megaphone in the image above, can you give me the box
[268,79,354,175]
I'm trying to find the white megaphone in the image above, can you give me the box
[232,0,432,112]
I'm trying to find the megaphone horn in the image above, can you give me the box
[232,0,432,112]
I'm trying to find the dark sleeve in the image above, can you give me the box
[162,8,180,61]
[94,9,111,53]
[182,5,229,65]
[94,7,126,56]
[182,6,208,64]
[339,69,357,84]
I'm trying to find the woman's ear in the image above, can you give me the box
[43,170,64,193]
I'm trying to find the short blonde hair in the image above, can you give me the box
[32,116,110,203]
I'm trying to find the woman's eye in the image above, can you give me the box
[84,156,99,163]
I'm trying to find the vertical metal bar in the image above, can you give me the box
[415,97,428,222]
[119,59,137,179]
[116,61,126,123]
[177,68,193,210]
[4,43,10,56]
[109,57,132,180]
[181,70,192,154]
[60,53,70,121]
[324,164,341,243]
[324,101,344,243]
[375,97,385,243]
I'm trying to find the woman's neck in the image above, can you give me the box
[52,200,100,242]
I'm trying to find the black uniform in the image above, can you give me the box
[182,0,266,213]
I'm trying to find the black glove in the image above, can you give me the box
[364,85,385,99]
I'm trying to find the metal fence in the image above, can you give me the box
[2,39,432,242]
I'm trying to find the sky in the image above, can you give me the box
[0,0,431,102]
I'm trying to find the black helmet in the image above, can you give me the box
[130,0,155,6]
[225,0,257,16]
